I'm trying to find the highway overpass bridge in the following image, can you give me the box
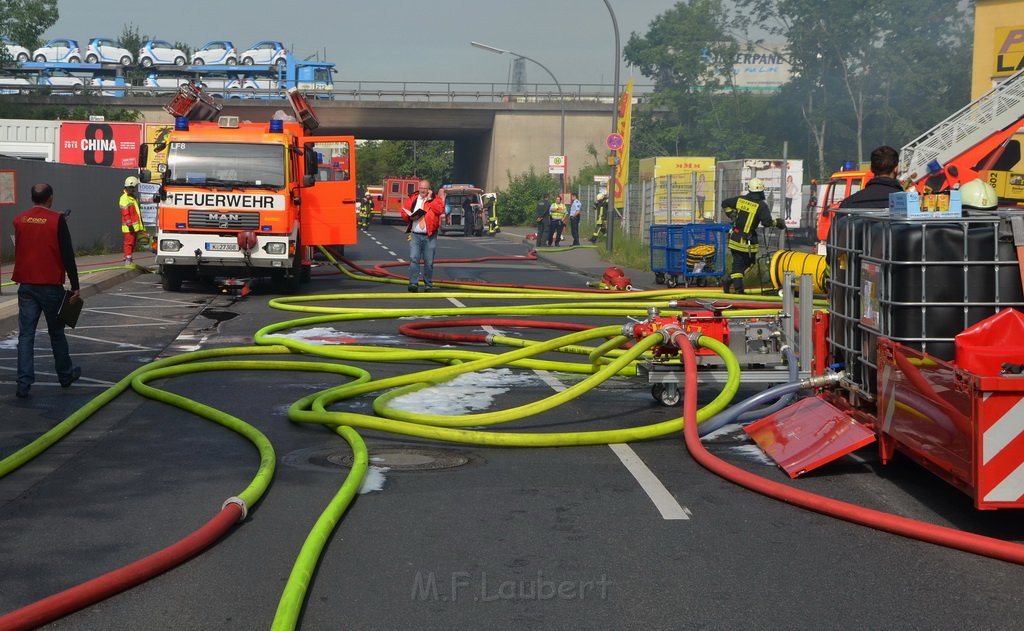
[7,87,628,192]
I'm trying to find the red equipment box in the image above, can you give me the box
[877,336,1024,510]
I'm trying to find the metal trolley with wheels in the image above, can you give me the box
[649,223,730,288]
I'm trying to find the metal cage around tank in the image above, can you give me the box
[826,210,1024,404]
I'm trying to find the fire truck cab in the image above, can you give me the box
[813,166,872,253]
[145,84,357,293]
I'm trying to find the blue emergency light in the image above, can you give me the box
[175,116,189,131]
[269,119,284,133]
[926,159,943,174]
[842,161,856,171]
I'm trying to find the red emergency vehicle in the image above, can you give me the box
[381,176,419,224]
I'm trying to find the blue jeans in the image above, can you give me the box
[408,232,437,288]
[17,284,74,390]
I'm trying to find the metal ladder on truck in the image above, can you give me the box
[899,67,1024,189]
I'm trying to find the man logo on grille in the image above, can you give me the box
[208,212,240,228]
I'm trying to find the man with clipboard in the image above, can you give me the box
[12,183,82,399]
[402,179,445,292]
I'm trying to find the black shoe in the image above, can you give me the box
[408,285,418,292]
[15,386,29,398]
[60,366,82,388]
[423,286,432,292]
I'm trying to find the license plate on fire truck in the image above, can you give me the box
[206,243,239,252]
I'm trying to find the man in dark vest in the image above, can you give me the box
[13,183,82,398]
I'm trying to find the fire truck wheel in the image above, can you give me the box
[277,247,306,293]
[651,383,681,407]
[161,266,184,292]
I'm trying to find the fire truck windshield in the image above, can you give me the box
[165,142,285,189]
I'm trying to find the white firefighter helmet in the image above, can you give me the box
[959,178,998,209]
[596,192,607,201]
[124,175,140,188]
[483,193,495,200]
[747,178,765,193]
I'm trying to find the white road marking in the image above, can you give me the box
[533,368,691,521]
[608,443,692,520]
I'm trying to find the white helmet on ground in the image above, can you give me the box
[959,178,998,209]
[747,178,764,193]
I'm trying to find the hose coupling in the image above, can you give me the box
[222,496,248,522]
[621,323,638,339]
[656,322,695,350]
[800,371,845,389]
[484,333,496,345]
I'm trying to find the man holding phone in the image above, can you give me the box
[402,179,446,292]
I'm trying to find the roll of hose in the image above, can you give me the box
[770,249,828,294]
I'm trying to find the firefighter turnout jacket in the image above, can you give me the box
[119,191,144,233]
[721,192,774,253]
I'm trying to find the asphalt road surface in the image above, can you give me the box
[2,223,1023,630]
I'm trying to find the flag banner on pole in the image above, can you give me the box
[613,79,634,207]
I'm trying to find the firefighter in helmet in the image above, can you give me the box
[590,192,608,244]
[120,176,145,265]
[720,178,783,294]
[482,193,500,236]
[358,191,374,229]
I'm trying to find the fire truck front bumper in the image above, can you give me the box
[155,232,295,268]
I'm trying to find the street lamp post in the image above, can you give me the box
[602,0,620,251]
[471,41,565,189]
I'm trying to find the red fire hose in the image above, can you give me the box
[0,504,242,631]
[398,318,593,344]
[680,335,1024,566]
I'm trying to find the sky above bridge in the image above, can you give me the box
[44,0,682,88]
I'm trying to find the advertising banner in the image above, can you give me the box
[144,123,174,183]
[639,157,716,223]
[59,122,142,168]
[994,26,1024,77]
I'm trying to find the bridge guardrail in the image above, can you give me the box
[1,80,655,104]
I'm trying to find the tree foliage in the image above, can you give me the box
[0,0,58,59]
[495,167,561,226]
[354,140,454,194]
[735,0,972,174]
[119,23,149,86]
[622,0,972,179]
[623,0,773,162]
